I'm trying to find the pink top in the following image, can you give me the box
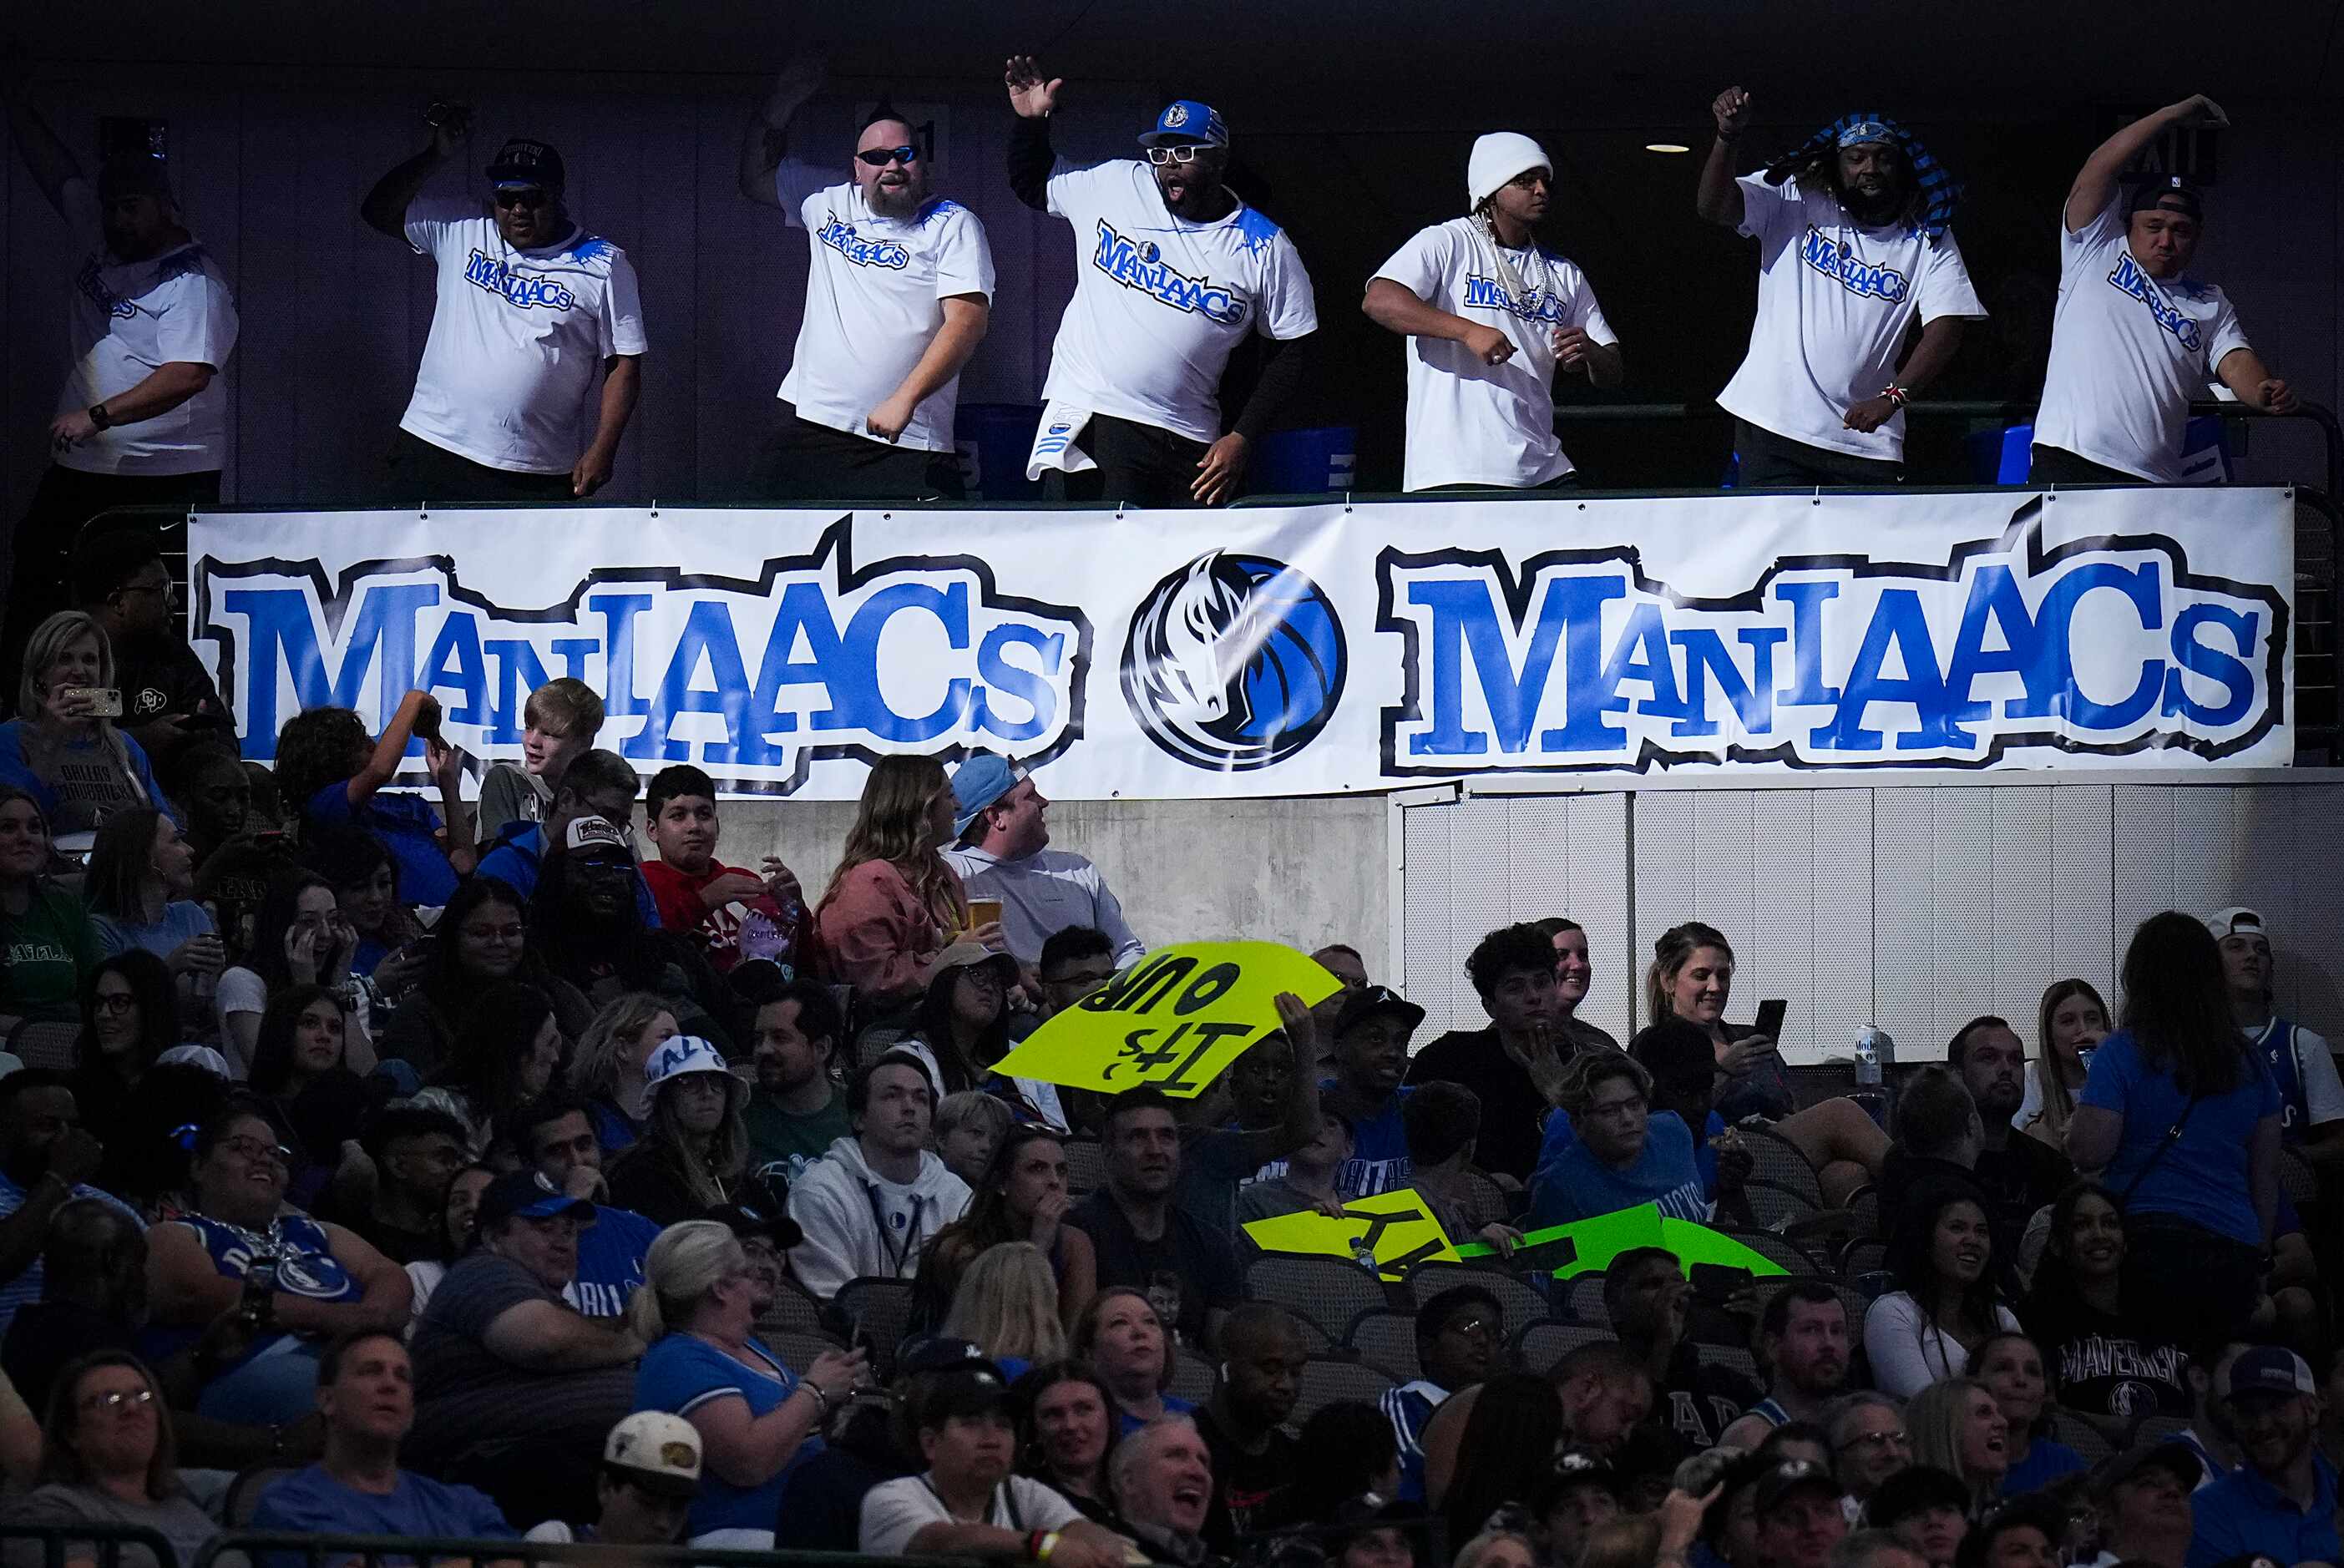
[815,857,965,998]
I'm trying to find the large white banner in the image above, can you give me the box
[188,487,2296,798]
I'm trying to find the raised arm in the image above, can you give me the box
[361,104,468,240]
[1695,86,1752,230]
[2064,94,2225,235]
[0,74,83,220]
[1003,55,1062,212]
[348,690,438,806]
[737,53,827,208]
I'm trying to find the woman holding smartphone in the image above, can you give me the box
[0,613,177,837]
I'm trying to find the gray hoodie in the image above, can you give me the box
[786,1135,971,1300]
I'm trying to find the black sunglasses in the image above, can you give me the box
[857,145,919,168]
[494,187,551,210]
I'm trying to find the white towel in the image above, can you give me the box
[1025,399,1101,482]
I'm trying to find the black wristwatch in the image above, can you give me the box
[88,403,113,431]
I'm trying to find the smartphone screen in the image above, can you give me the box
[1753,998,1788,1042]
[1689,1262,1754,1302]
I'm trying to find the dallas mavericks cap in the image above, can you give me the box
[2205,906,2268,943]
[1139,100,1229,149]
[2220,1345,2316,1399]
[950,751,1027,837]
[1334,984,1427,1038]
[2126,175,2202,220]
[487,138,566,190]
[477,1169,595,1229]
[602,1411,703,1500]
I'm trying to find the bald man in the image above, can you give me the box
[1193,1304,1305,1546]
[742,51,994,502]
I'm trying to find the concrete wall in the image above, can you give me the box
[711,793,1393,976]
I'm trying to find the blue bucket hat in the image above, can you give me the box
[1139,100,1229,149]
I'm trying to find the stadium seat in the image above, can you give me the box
[9,1019,76,1073]
[1738,1127,1824,1206]
[1557,1274,1610,1325]
[1694,1342,1760,1384]
[2128,1413,2192,1448]
[1344,1308,1425,1381]
[765,1325,853,1375]
[755,1278,827,1339]
[1168,1353,1218,1407]
[1712,1229,1823,1277]
[225,1463,299,1526]
[1457,1171,1511,1227]
[1064,1140,1106,1196]
[1842,1241,1891,1282]
[2048,1409,2116,1466]
[1246,1255,1404,1341]
[830,1277,919,1373]
[1732,1179,1825,1233]
[2280,1146,2318,1209]
[1406,1262,1551,1335]
[1292,1353,1397,1427]
[1784,1063,1856,1110]
[1843,1187,1881,1248]
[1512,1320,1609,1376]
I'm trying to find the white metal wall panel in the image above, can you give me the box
[1400,800,1459,1028]
[1927,789,2000,1051]
[1988,790,2058,1050]
[1564,795,1637,1046]
[1871,789,1941,1059]
[2111,787,2179,950]
[1810,791,1877,1059]
[1749,792,1821,1060]
[1689,793,1759,967]
[1632,792,1700,1034]
[2281,787,2344,1029]
[2049,786,2116,1007]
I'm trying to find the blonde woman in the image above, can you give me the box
[629,1220,865,1548]
[941,1242,1068,1374]
[814,756,991,1003]
[1905,1375,2010,1517]
[570,993,681,1154]
[0,612,175,836]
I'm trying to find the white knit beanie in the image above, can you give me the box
[1468,132,1552,206]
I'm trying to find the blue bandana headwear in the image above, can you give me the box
[1767,110,1961,244]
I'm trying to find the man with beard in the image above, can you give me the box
[1364,134,1621,491]
[2185,1347,2339,1568]
[1697,88,1984,486]
[738,974,851,1184]
[1192,1305,1303,1547]
[72,531,229,787]
[1719,1283,1851,1449]
[943,751,1144,971]
[0,78,237,667]
[1408,922,1618,1186]
[1947,1018,2071,1256]
[362,113,645,501]
[1004,56,1318,507]
[2033,95,2296,484]
[741,52,994,502]
[1605,1247,1763,1451]
[1070,1089,1241,1350]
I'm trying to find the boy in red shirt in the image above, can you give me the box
[639,764,812,975]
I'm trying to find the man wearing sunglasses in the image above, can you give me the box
[741,54,995,502]
[362,109,646,503]
[1005,56,1317,507]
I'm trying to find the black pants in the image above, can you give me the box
[1040,413,1213,508]
[1734,417,1905,488]
[756,407,965,502]
[382,429,575,504]
[2122,1211,2263,1362]
[2028,444,2142,485]
[3,463,220,709]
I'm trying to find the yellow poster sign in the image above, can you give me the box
[1242,1188,1463,1281]
[990,941,1341,1097]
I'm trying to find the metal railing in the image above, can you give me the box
[0,1523,185,1568]
[195,1536,992,1568]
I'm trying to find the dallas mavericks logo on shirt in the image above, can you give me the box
[1461,273,1568,325]
[2105,254,2204,351]
[1799,229,1910,302]
[74,257,137,319]
[1121,550,1345,772]
[463,250,578,311]
[1091,220,1245,324]
[817,218,912,270]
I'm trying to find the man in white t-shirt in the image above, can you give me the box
[1004,56,1319,508]
[1696,88,1985,487]
[740,53,995,502]
[2031,95,2296,484]
[858,1361,1129,1565]
[362,109,645,502]
[0,86,237,670]
[1365,133,1622,492]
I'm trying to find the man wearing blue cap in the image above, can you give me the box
[2033,94,2296,484]
[362,108,645,502]
[940,751,1143,970]
[1004,56,1318,507]
[2186,1346,2339,1568]
[1,74,237,662]
[1697,86,1985,487]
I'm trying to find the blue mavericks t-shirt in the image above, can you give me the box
[568,1204,661,1318]
[2078,1029,2281,1247]
[306,780,458,907]
[1330,1082,1415,1200]
[253,1464,512,1555]
[634,1333,821,1536]
[1528,1108,1708,1227]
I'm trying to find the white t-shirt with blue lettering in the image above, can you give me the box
[1373,218,1618,491]
[2033,197,2252,483]
[773,168,995,455]
[1040,159,1318,444]
[1717,174,1985,462]
[399,198,648,473]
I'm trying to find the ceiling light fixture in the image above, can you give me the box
[1644,142,1691,154]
